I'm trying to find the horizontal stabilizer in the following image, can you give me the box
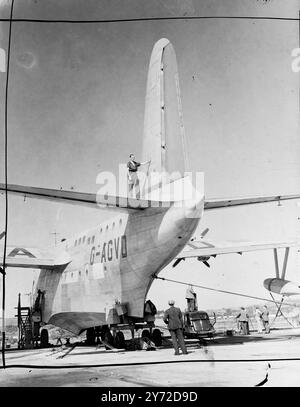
[1,256,55,269]
[0,183,173,211]
[0,246,71,269]
[204,194,300,210]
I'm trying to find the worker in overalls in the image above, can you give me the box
[261,305,270,334]
[163,300,188,355]
[255,307,263,334]
[185,285,198,312]
[127,153,150,199]
[236,307,250,335]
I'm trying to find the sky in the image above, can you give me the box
[0,0,299,317]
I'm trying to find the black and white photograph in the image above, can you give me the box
[0,0,300,393]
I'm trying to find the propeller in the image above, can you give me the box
[197,256,210,268]
[190,228,210,242]
[172,258,185,268]
[174,228,214,268]
[200,228,209,238]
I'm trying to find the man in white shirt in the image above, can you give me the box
[127,153,149,198]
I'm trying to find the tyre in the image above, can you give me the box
[86,327,96,345]
[152,328,162,347]
[198,338,207,346]
[40,329,49,348]
[114,331,125,349]
[103,331,114,350]
[141,329,150,339]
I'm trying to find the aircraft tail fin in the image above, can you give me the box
[141,38,189,198]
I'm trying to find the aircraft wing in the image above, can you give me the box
[1,256,55,269]
[177,241,299,258]
[0,183,170,211]
[0,246,71,269]
[204,194,300,210]
[1,184,300,211]
[173,241,299,267]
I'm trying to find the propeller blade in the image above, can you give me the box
[197,256,211,267]
[200,228,209,238]
[172,258,185,268]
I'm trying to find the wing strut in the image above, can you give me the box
[273,247,290,280]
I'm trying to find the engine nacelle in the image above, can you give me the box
[263,278,300,296]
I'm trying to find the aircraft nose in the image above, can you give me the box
[157,198,203,244]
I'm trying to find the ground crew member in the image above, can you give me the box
[127,153,150,199]
[185,285,198,312]
[236,307,250,335]
[163,300,188,355]
[255,307,263,334]
[261,305,270,334]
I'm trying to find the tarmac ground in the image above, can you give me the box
[1,327,300,387]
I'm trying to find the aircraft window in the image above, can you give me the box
[82,236,85,243]
[79,271,81,276]
[87,237,90,245]
[91,236,95,244]
[104,266,107,272]
[78,238,81,245]
[86,269,88,276]
[75,240,77,246]
[119,219,122,226]
[71,272,73,278]
[100,228,102,234]
[106,225,109,231]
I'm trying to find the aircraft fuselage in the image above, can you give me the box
[33,195,204,333]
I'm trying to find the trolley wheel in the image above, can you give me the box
[40,328,49,348]
[141,329,151,340]
[86,327,96,345]
[114,331,125,349]
[103,331,114,350]
[152,328,162,347]
[198,338,207,346]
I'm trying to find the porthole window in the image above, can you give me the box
[106,225,109,231]
[119,219,122,226]
[112,222,115,229]
[100,228,102,234]
[75,240,77,246]
[91,236,95,244]
[87,237,90,245]
[82,236,85,243]
[86,269,88,276]
[78,238,81,245]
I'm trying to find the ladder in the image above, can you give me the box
[15,293,34,349]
